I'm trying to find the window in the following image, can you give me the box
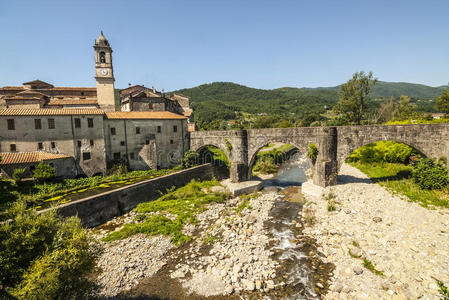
[148,103,153,109]
[10,144,16,152]
[100,51,106,63]
[110,127,116,135]
[120,141,125,146]
[113,152,121,160]
[136,127,141,134]
[130,153,135,160]
[87,118,94,128]
[48,118,55,129]
[34,119,42,129]
[170,139,174,144]
[38,142,43,150]
[77,140,82,147]
[74,118,81,128]
[81,92,84,96]
[173,125,177,132]
[145,140,150,145]
[90,140,94,146]
[7,119,14,130]
[157,126,161,133]
[51,142,56,149]
[83,152,91,161]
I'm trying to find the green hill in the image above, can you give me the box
[173,81,447,129]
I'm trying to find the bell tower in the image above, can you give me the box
[94,31,115,111]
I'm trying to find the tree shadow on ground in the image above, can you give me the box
[337,170,411,185]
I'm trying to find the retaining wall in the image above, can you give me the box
[43,164,224,227]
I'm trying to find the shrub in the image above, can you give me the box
[412,158,449,190]
[308,143,318,164]
[12,168,26,185]
[33,162,55,182]
[179,150,199,169]
[347,141,417,164]
[0,200,101,298]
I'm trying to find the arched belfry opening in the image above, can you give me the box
[99,51,106,63]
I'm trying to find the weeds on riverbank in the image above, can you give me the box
[325,192,337,212]
[437,280,449,300]
[362,258,384,276]
[103,179,230,245]
[350,162,449,208]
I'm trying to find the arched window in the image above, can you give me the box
[100,51,106,63]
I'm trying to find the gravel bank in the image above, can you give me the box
[303,163,449,299]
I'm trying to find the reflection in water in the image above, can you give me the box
[264,153,310,188]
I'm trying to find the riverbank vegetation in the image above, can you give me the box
[0,201,101,299]
[348,141,449,208]
[103,179,230,245]
[252,144,296,175]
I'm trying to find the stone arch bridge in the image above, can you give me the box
[190,124,449,187]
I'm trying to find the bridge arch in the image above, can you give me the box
[195,144,231,167]
[247,142,309,179]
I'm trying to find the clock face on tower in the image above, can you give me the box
[101,69,108,76]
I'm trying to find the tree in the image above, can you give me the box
[436,85,449,116]
[12,168,26,185]
[0,200,101,298]
[179,150,200,169]
[33,162,55,182]
[392,95,418,121]
[331,71,378,125]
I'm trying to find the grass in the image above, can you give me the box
[362,258,384,276]
[203,234,220,245]
[352,240,360,247]
[235,193,256,215]
[350,162,449,208]
[103,179,230,245]
[325,192,337,212]
[437,280,449,300]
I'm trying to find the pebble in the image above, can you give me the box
[302,163,449,300]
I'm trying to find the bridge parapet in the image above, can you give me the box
[190,124,449,186]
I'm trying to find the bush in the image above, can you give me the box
[12,168,26,185]
[179,150,199,169]
[33,162,55,182]
[347,141,418,164]
[412,158,449,190]
[0,200,101,298]
[308,143,318,164]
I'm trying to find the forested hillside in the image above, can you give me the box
[173,81,446,130]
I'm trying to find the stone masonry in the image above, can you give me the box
[190,124,449,187]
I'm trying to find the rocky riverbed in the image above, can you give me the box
[303,163,449,299]
[91,162,449,299]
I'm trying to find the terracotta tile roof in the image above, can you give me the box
[0,108,105,116]
[47,99,98,105]
[105,111,187,120]
[0,86,25,90]
[5,96,43,101]
[0,151,71,165]
[50,87,96,91]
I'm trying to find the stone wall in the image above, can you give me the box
[191,124,449,187]
[45,164,224,228]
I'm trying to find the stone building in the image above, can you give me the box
[0,32,192,178]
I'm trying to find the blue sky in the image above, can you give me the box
[1,0,449,90]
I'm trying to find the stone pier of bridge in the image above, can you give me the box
[190,124,449,187]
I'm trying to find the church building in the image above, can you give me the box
[0,32,194,178]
